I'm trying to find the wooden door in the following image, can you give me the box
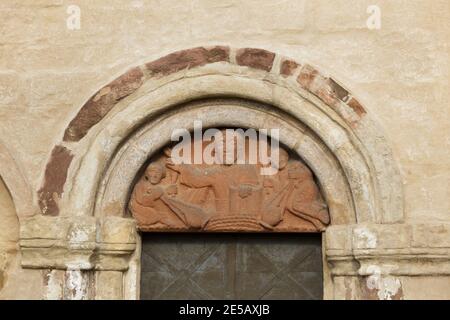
[140,233,323,300]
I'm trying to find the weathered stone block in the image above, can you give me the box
[100,217,136,244]
[236,48,275,72]
[95,271,123,300]
[280,59,300,77]
[63,67,144,142]
[37,145,74,216]
[146,46,230,76]
[325,225,352,250]
[411,223,450,248]
[20,215,68,240]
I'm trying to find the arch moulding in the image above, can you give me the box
[20,46,449,301]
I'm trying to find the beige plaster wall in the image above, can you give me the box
[0,177,43,299]
[0,0,448,299]
[0,177,18,244]
[0,176,16,293]
[401,276,450,300]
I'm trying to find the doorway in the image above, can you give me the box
[140,233,323,299]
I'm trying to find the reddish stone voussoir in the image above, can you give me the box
[236,48,276,72]
[146,46,230,76]
[63,67,145,142]
[63,46,365,145]
[63,46,230,143]
[38,145,73,216]
[42,46,368,215]
[296,63,366,120]
[280,59,300,77]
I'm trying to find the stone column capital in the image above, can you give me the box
[325,222,450,276]
[20,215,137,271]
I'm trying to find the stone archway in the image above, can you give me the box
[21,46,422,300]
[38,46,403,224]
[99,98,354,225]
[130,123,329,299]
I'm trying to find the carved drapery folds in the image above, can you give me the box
[129,131,330,232]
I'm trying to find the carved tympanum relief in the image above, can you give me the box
[129,130,329,232]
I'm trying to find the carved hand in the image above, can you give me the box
[239,184,254,198]
[166,184,178,196]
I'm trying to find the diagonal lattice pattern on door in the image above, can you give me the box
[141,233,323,300]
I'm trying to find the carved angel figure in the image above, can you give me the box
[260,149,329,231]
[129,162,211,230]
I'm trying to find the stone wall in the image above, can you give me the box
[0,177,43,299]
[0,0,448,299]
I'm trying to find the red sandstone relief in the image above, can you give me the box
[129,132,329,232]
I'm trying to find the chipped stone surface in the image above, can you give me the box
[346,97,366,117]
[37,145,73,216]
[363,265,403,300]
[43,269,64,300]
[327,78,349,102]
[64,269,88,300]
[353,227,377,249]
[364,272,403,300]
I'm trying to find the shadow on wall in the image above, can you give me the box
[0,176,45,299]
[0,176,19,293]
